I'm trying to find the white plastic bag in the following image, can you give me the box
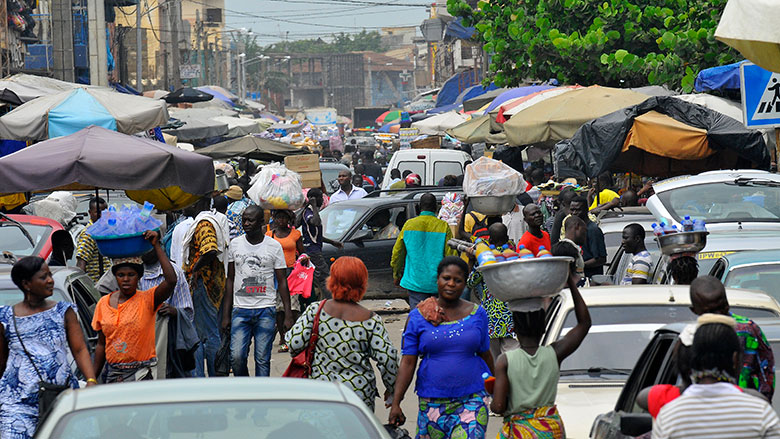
[22,191,78,226]
[463,157,526,197]
[247,163,305,210]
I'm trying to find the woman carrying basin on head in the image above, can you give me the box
[0,256,97,439]
[91,230,176,383]
[489,244,591,439]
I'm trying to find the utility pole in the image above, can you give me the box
[87,0,108,86]
[367,57,372,106]
[168,0,182,89]
[215,37,221,88]
[135,0,142,91]
[195,9,202,86]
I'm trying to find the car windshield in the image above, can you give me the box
[656,181,780,223]
[725,263,780,299]
[0,223,52,257]
[52,400,381,439]
[322,168,343,194]
[320,205,369,241]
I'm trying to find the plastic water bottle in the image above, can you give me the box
[140,201,154,218]
[536,246,552,258]
[490,245,505,263]
[482,372,496,394]
[662,222,676,234]
[682,215,694,232]
[651,223,664,237]
[475,241,497,266]
[671,225,680,233]
[517,245,534,259]
[106,205,117,227]
[693,219,707,232]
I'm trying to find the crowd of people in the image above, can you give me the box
[2,150,780,439]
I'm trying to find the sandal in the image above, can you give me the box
[278,343,290,353]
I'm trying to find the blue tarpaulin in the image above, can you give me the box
[695,61,745,92]
[436,69,483,107]
[0,139,25,157]
[430,82,497,114]
[445,18,475,40]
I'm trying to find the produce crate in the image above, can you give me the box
[300,171,323,189]
[284,154,320,173]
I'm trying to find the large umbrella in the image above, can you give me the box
[211,116,263,137]
[0,73,97,105]
[411,111,468,136]
[376,109,403,125]
[165,108,231,142]
[197,86,237,106]
[445,114,507,144]
[715,0,780,74]
[493,86,583,117]
[0,87,169,140]
[503,86,650,146]
[555,96,769,179]
[195,135,308,161]
[462,88,508,112]
[164,87,214,104]
[0,125,215,209]
[484,85,555,113]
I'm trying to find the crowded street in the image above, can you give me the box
[3,0,780,438]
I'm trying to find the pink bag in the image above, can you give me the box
[287,255,315,298]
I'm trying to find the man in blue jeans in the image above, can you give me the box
[222,205,293,376]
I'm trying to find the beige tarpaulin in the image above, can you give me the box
[623,111,713,160]
[715,0,780,73]
[503,86,649,146]
[445,114,507,144]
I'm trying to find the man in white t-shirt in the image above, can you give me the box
[620,223,652,285]
[222,205,292,376]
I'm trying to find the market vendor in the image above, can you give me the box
[91,230,177,383]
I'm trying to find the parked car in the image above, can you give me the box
[650,230,780,284]
[596,207,656,263]
[646,169,780,233]
[0,264,101,376]
[541,285,780,438]
[0,213,63,259]
[320,162,350,195]
[590,318,780,439]
[380,148,471,189]
[35,378,393,438]
[319,188,457,297]
[709,249,780,303]
[595,236,660,286]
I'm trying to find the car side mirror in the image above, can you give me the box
[590,274,613,286]
[619,413,652,437]
[351,229,373,242]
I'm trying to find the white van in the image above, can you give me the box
[381,149,472,189]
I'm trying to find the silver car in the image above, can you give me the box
[35,378,393,439]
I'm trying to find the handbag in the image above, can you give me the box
[282,299,327,378]
[214,327,232,377]
[12,312,70,426]
[287,254,315,298]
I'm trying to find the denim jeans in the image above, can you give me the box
[192,277,221,377]
[230,307,276,376]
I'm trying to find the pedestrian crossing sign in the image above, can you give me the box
[741,62,780,128]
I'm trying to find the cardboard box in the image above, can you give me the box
[285,154,320,173]
[411,136,440,149]
[299,170,323,189]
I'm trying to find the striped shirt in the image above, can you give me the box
[76,220,112,283]
[622,250,652,285]
[653,383,780,439]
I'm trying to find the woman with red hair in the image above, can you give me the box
[285,256,399,411]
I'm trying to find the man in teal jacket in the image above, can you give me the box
[391,193,458,309]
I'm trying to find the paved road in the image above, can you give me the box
[258,300,503,438]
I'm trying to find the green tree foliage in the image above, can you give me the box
[446,0,740,91]
[264,30,385,54]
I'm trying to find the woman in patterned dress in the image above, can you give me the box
[389,256,494,439]
[286,256,399,411]
[0,257,97,439]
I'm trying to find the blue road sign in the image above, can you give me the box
[741,62,780,128]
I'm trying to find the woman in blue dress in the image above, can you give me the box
[389,256,495,439]
[0,256,97,439]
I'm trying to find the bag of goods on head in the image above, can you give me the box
[247,163,305,210]
[463,156,526,197]
[87,202,163,258]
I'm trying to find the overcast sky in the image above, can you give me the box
[224,0,431,44]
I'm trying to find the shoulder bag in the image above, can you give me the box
[12,312,70,426]
[282,299,327,378]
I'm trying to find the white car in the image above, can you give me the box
[647,169,780,233]
[539,284,780,438]
[36,378,393,439]
[380,148,471,189]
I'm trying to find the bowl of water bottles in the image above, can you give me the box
[88,202,162,258]
[652,216,709,256]
[475,242,573,311]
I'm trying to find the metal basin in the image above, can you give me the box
[477,256,573,311]
[656,231,709,256]
[469,195,517,216]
